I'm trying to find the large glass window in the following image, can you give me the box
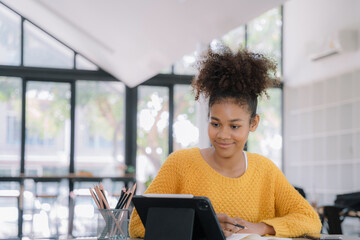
[75,55,98,71]
[24,21,74,69]
[173,85,198,151]
[247,88,282,168]
[173,52,199,75]
[137,86,169,192]
[22,179,69,238]
[0,4,132,238]
[25,81,71,176]
[247,7,282,75]
[0,4,21,65]
[75,81,125,176]
[221,25,246,52]
[0,181,20,238]
[0,77,21,177]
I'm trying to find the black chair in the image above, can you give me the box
[321,206,343,234]
[294,186,307,199]
[335,192,360,212]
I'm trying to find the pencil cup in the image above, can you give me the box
[97,209,129,240]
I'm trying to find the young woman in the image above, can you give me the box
[129,47,321,238]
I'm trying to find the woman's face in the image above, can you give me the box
[208,100,259,159]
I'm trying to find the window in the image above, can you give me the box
[220,25,246,52]
[247,7,282,76]
[0,4,130,238]
[75,81,125,176]
[24,21,74,69]
[173,85,198,151]
[173,52,199,75]
[0,182,20,238]
[75,55,98,71]
[0,77,21,177]
[7,116,20,144]
[137,86,169,191]
[25,81,71,176]
[0,3,21,65]
[247,88,283,168]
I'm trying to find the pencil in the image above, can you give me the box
[123,183,136,209]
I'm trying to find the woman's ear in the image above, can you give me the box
[250,114,260,132]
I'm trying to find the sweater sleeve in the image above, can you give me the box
[261,165,322,237]
[129,152,182,238]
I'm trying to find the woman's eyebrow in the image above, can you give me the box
[210,117,244,122]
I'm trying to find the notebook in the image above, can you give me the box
[226,233,292,240]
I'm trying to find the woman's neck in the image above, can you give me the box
[203,147,246,178]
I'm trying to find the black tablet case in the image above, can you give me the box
[132,195,226,240]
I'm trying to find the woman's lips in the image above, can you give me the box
[215,142,234,149]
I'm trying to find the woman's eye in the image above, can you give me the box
[231,125,240,129]
[211,122,219,127]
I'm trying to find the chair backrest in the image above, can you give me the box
[322,206,343,234]
[335,192,360,211]
[294,186,306,199]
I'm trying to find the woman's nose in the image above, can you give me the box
[217,127,231,139]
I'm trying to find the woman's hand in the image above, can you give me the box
[233,217,276,236]
[216,213,245,237]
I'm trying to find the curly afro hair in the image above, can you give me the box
[192,46,278,118]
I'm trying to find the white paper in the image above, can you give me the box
[226,233,292,240]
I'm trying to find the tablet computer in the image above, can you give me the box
[132,194,226,240]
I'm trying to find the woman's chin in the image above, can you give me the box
[214,147,235,158]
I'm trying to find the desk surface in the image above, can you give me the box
[59,234,360,240]
[1,235,356,240]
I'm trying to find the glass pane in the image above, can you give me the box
[75,81,125,177]
[137,86,169,193]
[0,4,21,65]
[247,88,282,168]
[221,25,246,52]
[173,85,199,151]
[72,181,114,237]
[0,182,19,238]
[247,7,282,76]
[24,21,74,68]
[22,179,69,237]
[173,51,198,75]
[160,66,172,74]
[76,54,98,71]
[0,77,21,177]
[25,81,71,176]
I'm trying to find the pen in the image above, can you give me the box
[232,223,246,230]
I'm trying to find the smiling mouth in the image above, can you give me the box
[215,142,234,149]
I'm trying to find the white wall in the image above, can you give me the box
[283,0,360,234]
[283,0,360,87]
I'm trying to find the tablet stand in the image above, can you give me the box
[144,207,195,240]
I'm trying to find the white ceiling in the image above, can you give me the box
[3,0,286,87]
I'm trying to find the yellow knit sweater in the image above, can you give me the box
[129,148,321,238]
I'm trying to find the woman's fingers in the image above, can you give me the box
[223,229,234,237]
[233,217,248,232]
[220,222,242,233]
[217,213,235,223]
[217,213,242,234]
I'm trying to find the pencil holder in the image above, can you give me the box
[97,209,129,240]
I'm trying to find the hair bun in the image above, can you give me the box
[192,46,278,101]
